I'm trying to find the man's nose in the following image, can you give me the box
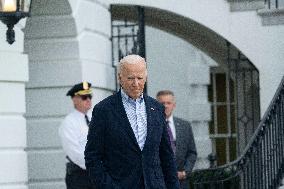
[133,78,139,85]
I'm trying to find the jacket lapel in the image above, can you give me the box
[113,91,140,151]
[143,95,155,151]
[174,117,182,144]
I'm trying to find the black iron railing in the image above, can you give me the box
[111,6,146,92]
[191,76,284,189]
[265,0,284,9]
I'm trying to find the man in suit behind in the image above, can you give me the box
[85,55,180,189]
[157,90,197,189]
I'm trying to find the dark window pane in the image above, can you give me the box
[216,74,226,102]
[231,105,236,133]
[229,77,235,102]
[216,138,227,166]
[229,137,237,161]
[217,105,227,134]
[209,106,215,134]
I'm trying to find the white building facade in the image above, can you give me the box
[0,0,283,188]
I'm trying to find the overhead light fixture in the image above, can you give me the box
[0,0,32,44]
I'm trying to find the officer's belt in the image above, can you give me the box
[66,156,87,174]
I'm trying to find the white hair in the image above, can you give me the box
[117,54,147,75]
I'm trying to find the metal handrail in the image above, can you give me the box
[191,76,284,189]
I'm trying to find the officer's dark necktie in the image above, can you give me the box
[85,115,90,126]
[166,120,176,154]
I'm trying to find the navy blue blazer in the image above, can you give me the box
[85,91,179,189]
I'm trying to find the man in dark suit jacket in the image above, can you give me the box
[157,90,197,189]
[85,55,179,189]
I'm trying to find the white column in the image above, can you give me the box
[24,1,80,188]
[187,53,217,169]
[24,0,114,188]
[0,22,28,189]
[73,0,115,91]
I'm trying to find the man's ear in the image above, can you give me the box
[118,73,122,84]
[72,96,79,107]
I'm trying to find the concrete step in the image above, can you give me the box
[258,8,284,25]
[227,0,284,25]
[227,0,265,11]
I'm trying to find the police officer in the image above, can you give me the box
[59,81,95,189]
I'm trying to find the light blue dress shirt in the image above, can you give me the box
[121,89,147,150]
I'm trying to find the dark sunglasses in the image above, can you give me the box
[80,95,92,100]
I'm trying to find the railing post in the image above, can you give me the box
[208,153,217,168]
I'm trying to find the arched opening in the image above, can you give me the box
[111,5,260,166]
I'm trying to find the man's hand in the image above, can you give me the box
[177,171,187,180]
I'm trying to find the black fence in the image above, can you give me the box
[191,76,284,189]
[265,0,284,8]
[111,6,146,92]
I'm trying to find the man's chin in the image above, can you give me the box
[130,93,142,99]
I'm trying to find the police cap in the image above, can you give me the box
[66,81,92,97]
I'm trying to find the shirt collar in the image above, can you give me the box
[167,114,174,123]
[121,88,144,104]
[74,108,90,117]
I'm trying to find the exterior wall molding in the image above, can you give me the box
[258,8,284,25]
[0,22,28,189]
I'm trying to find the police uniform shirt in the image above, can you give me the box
[58,109,91,169]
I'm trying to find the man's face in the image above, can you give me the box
[118,61,147,99]
[157,94,176,118]
[72,94,92,114]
